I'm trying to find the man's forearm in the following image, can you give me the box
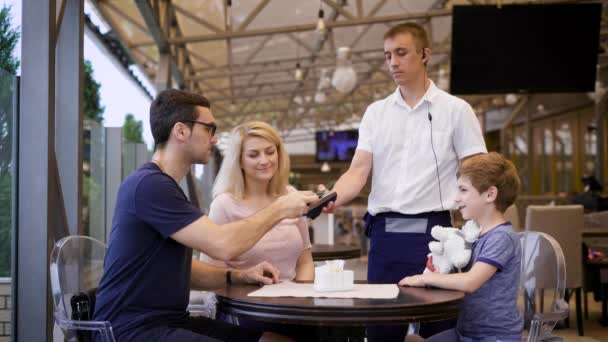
[208,200,288,260]
[190,259,227,290]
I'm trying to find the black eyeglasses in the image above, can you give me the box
[185,120,217,136]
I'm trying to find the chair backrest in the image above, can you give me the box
[504,204,521,232]
[525,204,583,288]
[50,235,106,324]
[519,231,569,341]
[584,210,608,228]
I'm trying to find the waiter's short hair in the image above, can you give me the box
[383,22,429,51]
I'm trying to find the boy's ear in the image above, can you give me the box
[485,186,498,203]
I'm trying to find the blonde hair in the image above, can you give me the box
[213,121,290,199]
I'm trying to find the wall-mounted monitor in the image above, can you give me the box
[450,3,601,94]
[315,130,358,162]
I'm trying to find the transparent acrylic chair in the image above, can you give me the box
[519,231,569,342]
[188,290,218,318]
[50,235,115,342]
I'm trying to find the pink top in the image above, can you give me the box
[200,191,312,281]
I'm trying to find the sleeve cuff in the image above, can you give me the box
[458,146,487,160]
[162,213,204,239]
[356,145,372,153]
[477,257,503,271]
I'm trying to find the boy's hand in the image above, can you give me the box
[398,274,426,287]
[235,261,280,285]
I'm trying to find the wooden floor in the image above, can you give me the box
[342,256,608,341]
[554,297,608,342]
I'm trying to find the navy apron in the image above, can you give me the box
[364,210,456,341]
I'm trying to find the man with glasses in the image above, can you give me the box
[94,89,317,342]
[185,119,217,137]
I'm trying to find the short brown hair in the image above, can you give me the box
[383,22,430,51]
[457,152,521,213]
[150,89,210,148]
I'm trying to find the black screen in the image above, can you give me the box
[450,3,601,94]
[315,130,358,162]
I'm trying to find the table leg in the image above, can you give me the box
[315,326,365,342]
[600,282,608,327]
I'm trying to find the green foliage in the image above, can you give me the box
[0,6,19,74]
[0,4,19,176]
[122,113,144,144]
[83,60,105,123]
[0,4,19,277]
[81,61,105,236]
[0,174,11,277]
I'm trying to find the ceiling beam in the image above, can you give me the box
[206,61,447,103]
[103,1,149,34]
[191,47,387,74]
[237,0,271,32]
[130,8,452,46]
[187,55,381,80]
[210,78,395,104]
[173,3,223,33]
[135,0,184,88]
[280,1,345,129]
[322,0,355,20]
[286,33,315,54]
[367,0,387,18]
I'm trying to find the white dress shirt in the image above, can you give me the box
[357,81,487,215]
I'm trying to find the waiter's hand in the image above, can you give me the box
[317,184,337,213]
[234,261,280,285]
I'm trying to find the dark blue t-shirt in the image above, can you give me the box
[93,162,203,341]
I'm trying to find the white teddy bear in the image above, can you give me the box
[423,220,482,274]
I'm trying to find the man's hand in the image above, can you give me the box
[317,184,337,214]
[398,274,427,287]
[276,191,318,219]
[233,261,281,285]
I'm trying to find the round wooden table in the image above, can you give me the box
[215,282,464,341]
[311,244,361,261]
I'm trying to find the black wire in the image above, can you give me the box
[428,108,445,211]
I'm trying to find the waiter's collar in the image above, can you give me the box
[392,80,439,109]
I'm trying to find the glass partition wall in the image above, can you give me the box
[0,68,18,340]
[505,106,602,195]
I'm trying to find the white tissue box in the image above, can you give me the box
[313,269,354,292]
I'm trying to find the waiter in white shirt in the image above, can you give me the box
[321,22,486,341]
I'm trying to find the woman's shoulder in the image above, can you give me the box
[210,192,240,208]
[210,192,253,221]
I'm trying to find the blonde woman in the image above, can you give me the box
[201,121,315,340]
[201,121,314,281]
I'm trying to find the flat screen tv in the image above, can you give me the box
[315,130,358,162]
[450,3,601,94]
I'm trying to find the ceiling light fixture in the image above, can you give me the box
[505,93,518,105]
[314,91,327,104]
[317,5,326,34]
[294,63,303,80]
[332,47,357,93]
[321,161,331,173]
[226,0,232,28]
